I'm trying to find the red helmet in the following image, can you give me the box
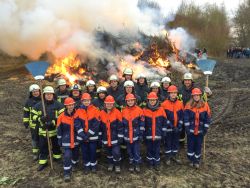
[64,97,75,106]
[104,95,115,103]
[125,93,136,101]
[147,92,158,100]
[81,93,91,100]
[168,85,178,93]
[192,88,202,95]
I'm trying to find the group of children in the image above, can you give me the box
[23,68,211,182]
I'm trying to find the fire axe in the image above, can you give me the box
[25,61,54,170]
[196,59,216,163]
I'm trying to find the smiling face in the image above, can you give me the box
[193,94,201,102]
[184,79,192,88]
[110,80,118,88]
[149,99,157,106]
[138,78,145,84]
[32,89,40,97]
[66,104,74,113]
[82,99,91,106]
[72,90,80,97]
[125,86,133,94]
[105,103,114,110]
[125,74,132,81]
[98,92,106,100]
[152,87,159,94]
[126,99,136,107]
[163,82,170,89]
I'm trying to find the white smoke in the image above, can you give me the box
[0,0,198,79]
[0,0,169,59]
[168,27,196,52]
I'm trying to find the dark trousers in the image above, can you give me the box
[127,141,141,165]
[39,136,61,165]
[165,131,180,158]
[30,126,39,154]
[106,144,121,165]
[63,147,79,175]
[80,142,97,168]
[146,140,161,166]
[187,134,204,164]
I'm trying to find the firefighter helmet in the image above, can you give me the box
[57,78,67,86]
[136,73,146,79]
[125,93,136,100]
[168,85,178,93]
[29,84,40,92]
[183,73,193,80]
[147,92,158,100]
[86,80,96,87]
[97,86,107,93]
[123,68,133,75]
[64,97,75,106]
[71,84,81,91]
[43,86,54,94]
[192,88,202,95]
[150,81,160,88]
[109,74,119,82]
[104,95,115,103]
[161,77,171,83]
[81,93,91,100]
[124,80,134,87]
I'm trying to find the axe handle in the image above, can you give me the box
[38,80,54,170]
[203,74,209,163]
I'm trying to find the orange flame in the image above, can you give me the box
[46,53,86,84]
[98,80,109,88]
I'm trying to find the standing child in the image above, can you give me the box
[184,88,211,169]
[74,93,100,173]
[57,97,79,182]
[122,94,144,172]
[23,84,41,160]
[143,92,167,170]
[99,95,123,173]
[161,85,183,165]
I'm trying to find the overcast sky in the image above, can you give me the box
[157,0,244,17]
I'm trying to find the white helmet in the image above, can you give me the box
[123,68,133,75]
[86,80,96,87]
[43,86,54,94]
[124,80,134,87]
[57,78,67,86]
[183,73,193,80]
[29,84,40,92]
[97,86,107,93]
[161,77,171,83]
[150,81,160,88]
[109,74,118,82]
[136,73,146,79]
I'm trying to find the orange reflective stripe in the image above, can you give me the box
[173,102,178,127]
[152,113,156,141]
[107,118,111,147]
[194,109,200,135]
[129,114,133,144]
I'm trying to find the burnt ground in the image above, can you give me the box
[0,53,249,187]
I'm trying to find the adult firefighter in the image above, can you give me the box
[23,84,41,160]
[32,86,64,171]
[69,84,82,109]
[55,78,70,104]
[135,73,149,106]
[86,80,97,100]
[107,74,122,101]
[160,77,171,100]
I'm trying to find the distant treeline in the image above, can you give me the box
[168,0,250,57]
